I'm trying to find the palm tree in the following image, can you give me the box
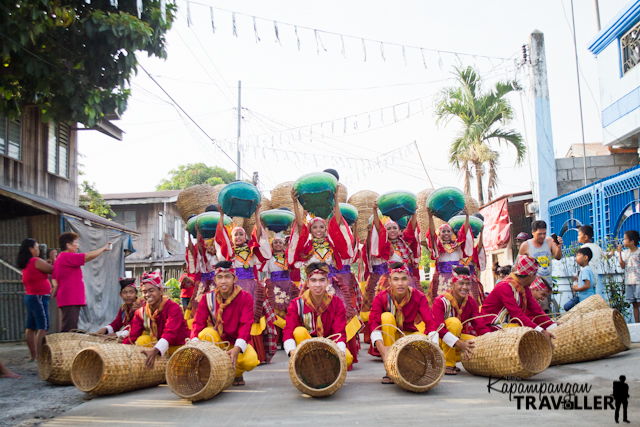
[435,66,525,205]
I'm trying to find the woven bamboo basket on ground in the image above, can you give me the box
[551,308,630,366]
[71,343,168,395]
[166,341,234,401]
[556,294,610,325]
[289,337,347,397]
[336,183,348,204]
[176,184,217,222]
[461,327,552,379]
[348,190,379,242]
[384,334,445,393]
[39,335,112,385]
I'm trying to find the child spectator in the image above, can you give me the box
[578,225,601,275]
[496,265,511,281]
[618,230,640,323]
[564,247,594,312]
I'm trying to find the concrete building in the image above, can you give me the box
[589,0,640,149]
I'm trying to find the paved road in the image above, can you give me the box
[42,344,639,427]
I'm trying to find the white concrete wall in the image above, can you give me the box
[597,40,640,145]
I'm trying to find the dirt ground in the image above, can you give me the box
[0,342,90,427]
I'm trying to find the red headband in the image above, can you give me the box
[450,274,471,285]
[309,268,328,277]
[215,266,236,276]
[531,277,547,291]
[140,270,162,289]
[389,263,410,276]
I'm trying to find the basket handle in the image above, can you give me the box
[530,313,560,328]
[325,333,343,343]
[201,333,231,351]
[371,323,405,344]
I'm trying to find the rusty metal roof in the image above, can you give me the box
[0,184,138,234]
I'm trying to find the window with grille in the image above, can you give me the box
[47,121,70,178]
[0,114,22,160]
[114,210,136,230]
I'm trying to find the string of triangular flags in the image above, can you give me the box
[180,0,513,71]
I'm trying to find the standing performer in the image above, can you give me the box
[190,261,259,386]
[185,217,218,319]
[215,203,277,364]
[431,267,491,375]
[263,233,300,344]
[283,262,351,365]
[124,270,190,368]
[425,209,474,304]
[368,262,436,384]
[96,277,142,338]
[481,255,556,347]
[458,225,486,305]
[287,189,359,367]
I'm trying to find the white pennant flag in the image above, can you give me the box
[232,13,237,37]
[295,26,301,51]
[362,38,367,62]
[210,8,216,33]
[421,48,428,69]
[186,1,191,27]
[315,30,327,55]
[136,0,142,18]
[341,36,346,58]
[274,21,281,45]
[253,17,261,42]
[402,46,407,66]
[380,42,385,62]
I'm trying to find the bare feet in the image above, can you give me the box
[381,375,394,384]
[0,359,22,379]
[233,376,245,386]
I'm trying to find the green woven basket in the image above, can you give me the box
[376,191,417,221]
[327,203,358,225]
[218,181,262,219]
[194,212,232,239]
[260,209,296,232]
[293,172,338,218]
[426,187,465,222]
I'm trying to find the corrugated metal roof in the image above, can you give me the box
[0,184,138,234]
[102,190,182,200]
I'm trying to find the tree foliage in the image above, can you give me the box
[156,163,236,190]
[79,180,114,218]
[0,0,176,127]
[435,66,525,205]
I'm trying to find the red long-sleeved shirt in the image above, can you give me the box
[283,294,347,355]
[123,298,190,355]
[190,289,254,352]
[368,289,436,345]
[432,293,491,348]
[481,277,556,331]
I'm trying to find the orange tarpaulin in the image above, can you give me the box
[479,199,511,251]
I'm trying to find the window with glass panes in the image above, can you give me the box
[113,210,136,230]
[0,114,22,160]
[47,121,70,179]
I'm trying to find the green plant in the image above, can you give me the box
[420,250,432,276]
[79,180,115,218]
[598,238,630,319]
[165,278,180,303]
[420,280,430,294]
[156,163,235,190]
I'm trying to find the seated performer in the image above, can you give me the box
[124,270,190,369]
[481,255,556,347]
[190,261,259,386]
[283,262,352,366]
[369,262,436,384]
[432,267,491,375]
[530,276,553,314]
[96,277,142,338]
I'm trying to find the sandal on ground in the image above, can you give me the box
[381,375,394,385]
[233,376,245,386]
[454,367,461,373]
[445,366,457,376]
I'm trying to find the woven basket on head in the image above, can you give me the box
[289,337,347,397]
[556,294,610,325]
[415,188,434,244]
[336,183,348,204]
[39,335,112,385]
[166,341,235,401]
[384,334,445,393]
[176,184,217,222]
[551,308,630,366]
[464,194,480,214]
[71,343,168,395]
[348,190,379,242]
[461,327,552,379]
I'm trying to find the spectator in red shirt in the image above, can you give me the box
[17,239,53,361]
[179,263,195,311]
[51,232,111,332]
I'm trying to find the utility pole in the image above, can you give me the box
[570,0,589,186]
[529,31,558,225]
[594,0,601,31]
[237,80,242,181]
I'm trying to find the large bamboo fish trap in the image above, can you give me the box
[336,183,348,204]
[289,337,347,397]
[71,343,168,395]
[556,294,610,325]
[38,334,112,385]
[461,327,552,379]
[551,308,630,366]
[415,188,434,245]
[348,190,379,242]
[176,184,217,222]
[166,341,235,402]
[384,334,445,393]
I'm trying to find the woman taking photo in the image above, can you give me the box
[52,232,111,332]
[17,239,53,361]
